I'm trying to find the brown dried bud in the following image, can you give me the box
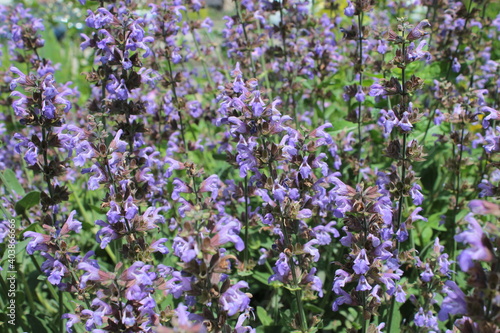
[384,140,402,159]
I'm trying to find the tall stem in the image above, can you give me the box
[356,13,364,182]
[165,56,188,154]
[280,218,308,332]
[388,32,409,333]
[234,0,257,77]
[451,119,466,277]
[243,176,250,267]
[397,40,408,231]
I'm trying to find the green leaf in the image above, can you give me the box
[90,204,107,214]
[15,191,41,215]
[256,306,273,326]
[0,169,25,196]
[237,270,253,277]
[303,303,325,314]
[1,239,30,265]
[26,313,50,333]
[0,204,13,220]
[387,300,402,331]
[252,271,270,285]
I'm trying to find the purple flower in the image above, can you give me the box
[297,208,312,219]
[355,85,365,102]
[377,40,388,54]
[420,264,433,282]
[452,57,461,73]
[95,220,119,249]
[60,210,82,235]
[438,280,467,321]
[269,253,290,283]
[310,123,334,146]
[394,285,406,302]
[414,308,426,327]
[62,313,80,332]
[344,1,355,16]
[312,222,339,245]
[332,269,352,294]
[220,281,251,316]
[173,236,199,263]
[211,216,244,251]
[468,200,500,216]
[165,272,193,299]
[85,8,114,29]
[77,262,110,288]
[24,231,50,254]
[410,183,424,205]
[81,298,113,330]
[304,268,323,297]
[304,239,320,262]
[332,289,352,311]
[82,164,107,190]
[200,175,221,200]
[40,254,68,285]
[353,249,370,275]
[398,112,413,131]
[121,304,136,326]
[455,213,494,271]
[356,275,372,291]
[150,238,169,254]
[406,41,430,62]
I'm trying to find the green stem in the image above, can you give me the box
[280,218,308,332]
[361,291,368,333]
[165,56,188,154]
[243,176,250,268]
[356,13,365,183]
[189,14,215,87]
[234,0,257,77]
[451,121,466,278]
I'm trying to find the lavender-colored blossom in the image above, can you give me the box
[369,83,386,97]
[344,1,355,17]
[353,249,370,275]
[394,285,406,302]
[24,231,50,254]
[220,281,251,316]
[420,263,433,282]
[438,280,467,321]
[269,253,290,283]
[356,275,372,291]
[211,216,244,251]
[455,213,493,271]
[332,269,352,294]
[150,238,169,254]
[398,112,413,131]
[468,199,500,216]
[173,236,199,263]
[332,289,352,311]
